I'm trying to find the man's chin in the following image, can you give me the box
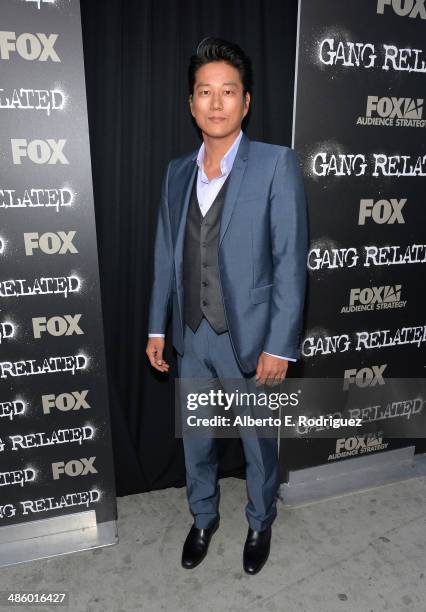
[200,125,239,139]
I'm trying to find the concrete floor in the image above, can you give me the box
[0,476,425,612]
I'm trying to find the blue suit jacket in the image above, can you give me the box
[148,133,308,373]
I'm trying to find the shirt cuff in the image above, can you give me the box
[148,333,165,337]
[263,352,297,362]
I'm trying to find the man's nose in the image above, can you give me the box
[210,93,223,110]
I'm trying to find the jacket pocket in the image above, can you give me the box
[250,283,273,304]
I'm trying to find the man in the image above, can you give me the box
[146,37,308,574]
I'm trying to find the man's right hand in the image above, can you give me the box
[146,337,170,372]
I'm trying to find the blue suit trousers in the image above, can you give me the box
[177,317,280,531]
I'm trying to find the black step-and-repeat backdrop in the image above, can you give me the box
[281,0,426,474]
[0,0,117,528]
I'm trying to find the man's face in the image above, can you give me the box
[189,60,250,138]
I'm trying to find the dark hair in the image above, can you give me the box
[188,37,253,97]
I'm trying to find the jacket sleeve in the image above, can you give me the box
[148,161,174,335]
[262,148,308,360]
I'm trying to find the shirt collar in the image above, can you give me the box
[196,130,243,184]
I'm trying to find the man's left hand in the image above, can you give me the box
[255,353,288,386]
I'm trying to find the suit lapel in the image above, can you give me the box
[219,133,249,246]
[173,156,197,288]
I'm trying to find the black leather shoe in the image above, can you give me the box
[243,526,272,575]
[181,516,220,569]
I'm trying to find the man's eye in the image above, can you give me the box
[201,90,210,95]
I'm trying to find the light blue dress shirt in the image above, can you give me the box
[149,130,296,363]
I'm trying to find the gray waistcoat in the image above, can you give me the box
[183,172,230,334]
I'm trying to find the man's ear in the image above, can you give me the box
[189,94,194,116]
[243,92,251,116]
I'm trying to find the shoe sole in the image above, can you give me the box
[181,520,220,570]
